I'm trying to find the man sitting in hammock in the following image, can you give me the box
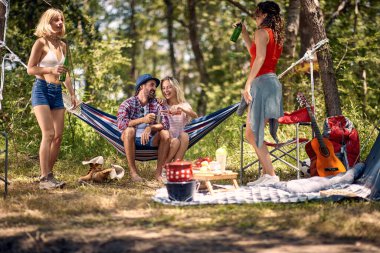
[117,74,171,182]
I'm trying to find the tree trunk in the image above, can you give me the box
[353,1,367,117]
[164,0,177,77]
[362,68,367,117]
[0,1,6,43]
[300,0,342,116]
[225,0,253,16]
[130,0,137,80]
[299,3,314,57]
[187,0,209,115]
[283,0,300,59]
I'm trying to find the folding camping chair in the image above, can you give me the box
[1,132,9,197]
[239,108,311,184]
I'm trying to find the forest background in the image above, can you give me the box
[0,0,379,174]
[0,1,380,251]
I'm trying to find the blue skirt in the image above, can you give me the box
[248,73,284,147]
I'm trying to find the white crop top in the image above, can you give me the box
[38,47,65,67]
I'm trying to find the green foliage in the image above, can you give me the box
[326,0,380,120]
[0,0,379,171]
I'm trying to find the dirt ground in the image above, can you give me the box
[1,225,379,253]
[1,176,379,253]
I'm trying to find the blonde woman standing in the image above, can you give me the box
[160,77,197,163]
[27,8,76,189]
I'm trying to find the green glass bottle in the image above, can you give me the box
[230,18,245,42]
[59,55,69,82]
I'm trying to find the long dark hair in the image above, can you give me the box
[255,1,284,45]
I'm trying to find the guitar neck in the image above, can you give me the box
[305,106,329,154]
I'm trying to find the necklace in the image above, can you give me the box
[47,36,60,44]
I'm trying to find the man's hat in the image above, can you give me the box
[135,74,160,92]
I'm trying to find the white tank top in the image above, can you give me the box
[167,102,192,138]
[38,41,65,67]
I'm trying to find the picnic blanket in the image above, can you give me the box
[153,184,370,206]
[153,163,371,206]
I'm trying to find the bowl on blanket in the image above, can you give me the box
[166,180,196,202]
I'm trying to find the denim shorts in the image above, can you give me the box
[135,133,157,148]
[31,79,64,109]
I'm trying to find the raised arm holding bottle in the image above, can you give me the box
[235,1,285,186]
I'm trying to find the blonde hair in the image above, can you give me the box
[161,76,186,104]
[34,8,65,38]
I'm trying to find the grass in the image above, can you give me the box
[1,153,380,252]
[0,113,379,252]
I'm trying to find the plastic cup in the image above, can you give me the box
[216,154,227,172]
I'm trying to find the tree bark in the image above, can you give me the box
[225,0,253,17]
[130,0,137,80]
[300,0,342,116]
[353,1,366,117]
[0,1,6,43]
[164,0,177,76]
[187,0,209,115]
[283,0,300,59]
[299,3,314,57]
[362,68,367,117]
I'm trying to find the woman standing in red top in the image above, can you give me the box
[240,1,285,186]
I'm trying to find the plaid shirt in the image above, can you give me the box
[117,96,169,132]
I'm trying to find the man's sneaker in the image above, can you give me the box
[39,176,62,190]
[247,174,272,186]
[236,96,248,116]
[257,175,280,186]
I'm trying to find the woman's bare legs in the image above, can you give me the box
[174,132,189,161]
[34,105,55,178]
[165,138,180,163]
[49,109,65,172]
[245,113,275,176]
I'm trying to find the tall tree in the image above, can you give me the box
[187,0,209,115]
[0,1,6,43]
[299,3,314,57]
[300,0,342,116]
[283,0,300,58]
[164,0,177,77]
[225,0,253,16]
[129,0,137,80]
[353,0,367,117]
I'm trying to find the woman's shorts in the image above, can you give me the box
[31,79,64,109]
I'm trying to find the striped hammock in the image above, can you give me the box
[63,95,238,161]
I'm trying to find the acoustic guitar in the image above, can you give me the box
[296,93,346,177]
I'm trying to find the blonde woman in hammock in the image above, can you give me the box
[160,76,197,163]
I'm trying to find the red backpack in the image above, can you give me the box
[322,115,360,168]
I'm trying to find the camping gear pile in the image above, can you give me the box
[323,115,360,168]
